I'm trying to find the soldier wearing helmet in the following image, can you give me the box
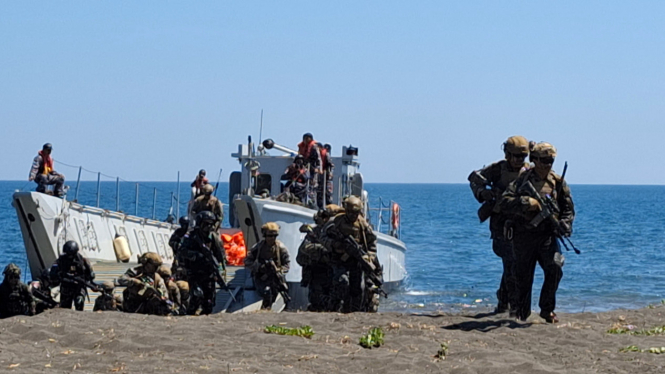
[28,143,66,197]
[93,281,123,312]
[0,263,36,318]
[321,195,380,313]
[189,184,224,229]
[281,154,312,205]
[296,205,342,311]
[245,222,291,310]
[117,252,170,315]
[179,211,227,315]
[467,135,531,315]
[500,141,575,324]
[53,240,96,311]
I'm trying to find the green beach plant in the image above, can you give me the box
[264,325,314,339]
[359,327,384,349]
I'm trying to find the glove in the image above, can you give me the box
[559,221,572,237]
[480,190,494,202]
[527,197,541,212]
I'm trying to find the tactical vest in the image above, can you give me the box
[4,285,28,315]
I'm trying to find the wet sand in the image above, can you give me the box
[1,305,664,373]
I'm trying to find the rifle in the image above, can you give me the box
[468,171,495,223]
[62,273,100,302]
[262,259,291,303]
[521,181,581,255]
[199,241,237,303]
[341,236,388,298]
[32,285,58,309]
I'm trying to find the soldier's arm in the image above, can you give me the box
[557,179,575,226]
[212,235,226,264]
[498,176,532,216]
[364,225,378,256]
[29,155,41,181]
[215,201,224,225]
[84,258,95,281]
[117,268,139,287]
[279,244,291,274]
[468,163,497,203]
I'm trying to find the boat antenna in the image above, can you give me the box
[258,109,264,144]
[214,168,223,197]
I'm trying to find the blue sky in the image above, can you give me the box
[1,1,663,184]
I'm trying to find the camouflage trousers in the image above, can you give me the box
[492,235,517,312]
[35,173,65,196]
[59,285,86,311]
[305,264,333,312]
[187,277,216,315]
[254,275,279,310]
[330,263,365,313]
[510,233,563,320]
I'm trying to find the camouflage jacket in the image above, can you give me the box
[245,239,290,275]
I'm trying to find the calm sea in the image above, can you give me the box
[2,181,664,314]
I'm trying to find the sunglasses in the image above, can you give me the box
[511,153,527,160]
[265,234,278,238]
[535,157,555,164]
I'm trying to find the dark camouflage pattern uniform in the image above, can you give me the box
[245,239,290,309]
[322,214,378,313]
[56,253,95,311]
[0,279,35,318]
[500,169,574,320]
[181,231,226,315]
[469,160,528,312]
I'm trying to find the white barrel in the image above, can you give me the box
[113,234,131,263]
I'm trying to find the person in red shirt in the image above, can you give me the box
[190,169,209,199]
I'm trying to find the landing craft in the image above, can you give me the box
[11,138,407,312]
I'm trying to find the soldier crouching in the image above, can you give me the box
[117,252,171,315]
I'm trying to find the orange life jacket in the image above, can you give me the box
[297,140,317,159]
[38,150,53,175]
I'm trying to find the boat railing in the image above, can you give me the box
[367,197,401,239]
[24,160,229,223]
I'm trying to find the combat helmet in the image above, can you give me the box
[202,184,214,195]
[100,281,115,293]
[178,216,190,227]
[503,136,530,156]
[3,263,21,277]
[261,222,280,236]
[530,142,557,160]
[63,240,79,255]
[344,196,363,213]
[156,265,172,279]
[139,252,163,267]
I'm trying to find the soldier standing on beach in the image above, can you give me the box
[296,205,343,311]
[322,196,380,313]
[54,241,96,311]
[468,135,530,315]
[245,222,291,310]
[500,142,575,323]
[181,211,227,315]
[0,263,36,318]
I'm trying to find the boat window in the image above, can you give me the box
[256,174,271,196]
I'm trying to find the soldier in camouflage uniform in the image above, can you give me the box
[190,184,224,229]
[157,265,185,314]
[93,281,123,312]
[0,263,36,318]
[117,252,171,315]
[245,222,291,310]
[55,241,95,311]
[500,142,575,323]
[169,216,190,281]
[321,196,380,313]
[181,211,227,315]
[468,135,530,314]
[296,204,344,311]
